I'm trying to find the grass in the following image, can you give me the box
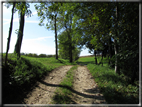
[77,55,109,66]
[2,53,139,104]
[81,56,139,104]
[51,66,78,104]
[2,53,77,104]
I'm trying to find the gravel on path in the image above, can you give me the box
[71,66,107,104]
[23,65,73,104]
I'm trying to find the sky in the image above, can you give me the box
[2,3,93,56]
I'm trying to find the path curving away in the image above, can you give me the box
[23,65,73,104]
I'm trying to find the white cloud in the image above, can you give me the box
[25,20,39,23]
[3,16,39,25]
[3,19,10,21]
[21,42,55,55]
[3,18,39,25]
[2,32,54,54]
[3,3,12,14]
[32,11,37,16]
[21,37,55,55]
[3,18,19,25]
[3,33,17,53]
[23,36,53,43]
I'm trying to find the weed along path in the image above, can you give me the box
[71,66,107,104]
[23,65,73,104]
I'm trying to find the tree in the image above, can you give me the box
[56,3,77,62]
[73,2,138,83]
[5,2,16,66]
[35,2,63,60]
[113,2,120,74]
[58,29,81,61]
[116,3,139,83]
[14,2,32,58]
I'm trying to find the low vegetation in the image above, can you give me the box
[2,53,76,103]
[77,56,139,104]
[51,66,78,104]
[2,53,139,104]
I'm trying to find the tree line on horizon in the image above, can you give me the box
[4,1,139,84]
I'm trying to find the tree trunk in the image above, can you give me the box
[14,6,25,59]
[5,3,15,66]
[101,50,104,66]
[64,14,73,63]
[65,25,72,63]
[54,14,58,59]
[69,34,73,63]
[108,38,112,66]
[114,3,120,74]
[69,14,73,63]
[131,59,138,84]
[94,50,97,65]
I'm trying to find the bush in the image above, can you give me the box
[32,53,38,57]
[46,54,55,58]
[38,54,47,57]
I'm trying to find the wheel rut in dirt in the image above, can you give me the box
[23,65,73,104]
[71,66,107,104]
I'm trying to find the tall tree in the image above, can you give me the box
[5,2,15,66]
[14,2,32,58]
[113,3,120,74]
[35,2,62,59]
[14,2,25,58]
[58,29,81,61]
[56,3,78,62]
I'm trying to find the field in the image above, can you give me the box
[2,53,139,104]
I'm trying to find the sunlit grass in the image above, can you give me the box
[77,56,109,67]
[77,56,139,104]
[87,63,139,104]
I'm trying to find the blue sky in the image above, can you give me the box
[3,3,93,56]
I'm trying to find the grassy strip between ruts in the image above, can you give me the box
[87,63,139,104]
[51,65,78,104]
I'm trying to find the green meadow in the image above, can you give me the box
[2,53,139,104]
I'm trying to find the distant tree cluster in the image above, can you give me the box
[23,53,55,58]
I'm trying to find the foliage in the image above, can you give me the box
[38,54,47,57]
[58,30,81,61]
[74,2,139,83]
[13,2,32,58]
[87,63,139,104]
[76,56,139,104]
[24,53,55,58]
[35,2,63,59]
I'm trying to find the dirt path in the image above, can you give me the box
[23,65,73,104]
[71,66,107,104]
[22,65,107,105]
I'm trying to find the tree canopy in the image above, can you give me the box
[4,2,139,83]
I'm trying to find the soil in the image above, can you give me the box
[23,65,73,104]
[71,66,107,104]
[22,65,107,105]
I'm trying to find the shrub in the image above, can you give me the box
[38,54,47,57]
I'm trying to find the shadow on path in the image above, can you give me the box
[38,80,104,100]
